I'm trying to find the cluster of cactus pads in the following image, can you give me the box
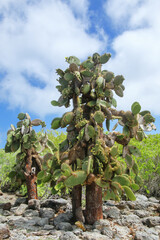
[5,113,57,200]
[51,53,156,224]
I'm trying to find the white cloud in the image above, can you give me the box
[103,0,160,115]
[0,0,107,116]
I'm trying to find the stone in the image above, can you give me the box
[73,228,83,235]
[0,202,11,211]
[142,216,160,227]
[59,231,79,240]
[36,217,49,227]
[13,197,27,206]
[39,207,55,218]
[134,210,151,218]
[148,197,159,203]
[101,226,113,238]
[56,222,73,231]
[103,206,120,219]
[117,214,141,226]
[43,224,54,230]
[0,216,7,223]
[135,231,159,240]
[0,223,10,239]
[93,219,111,231]
[54,211,73,226]
[14,203,28,216]
[82,231,110,240]
[28,199,40,210]
[135,194,148,202]
[41,198,68,210]
[2,210,12,216]
[23,209,39,217]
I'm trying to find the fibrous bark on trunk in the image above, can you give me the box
[25,149,38,200]
[72,184,82,221]
[85,182,103,224]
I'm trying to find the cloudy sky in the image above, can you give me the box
[0,0,160,148]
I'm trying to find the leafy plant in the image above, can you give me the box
[50,52,155,224]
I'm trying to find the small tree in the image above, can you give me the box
[5,113,48,200]
[51,53,155,224]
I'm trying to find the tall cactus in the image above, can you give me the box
[5,113,48,200]
[51,53,156,224]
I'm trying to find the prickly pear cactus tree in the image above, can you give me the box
[5,113,48,200]
[51,53,156,224]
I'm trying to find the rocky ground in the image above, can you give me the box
[0,191,160,240]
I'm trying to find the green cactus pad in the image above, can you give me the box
[56,68,64,77]
[66,56,81,65]
[123,125,130,137]
[64,72,74,81]
[112,98,117,108]
[82,84,90,95]
[11,141,20,152]
[111,181,123,195]
[110,146,118,157]
[61,112,74,128]
[51,100,60,106]
[104,71,114,82]
[114,86,123,97]
[112,175,131,186]
[125,154,133,168]
[92,53,100,63]
[82,59,94,69]
[18,113,26,120]
[61,163,72,177]
[113,75,125,85]
[131,102,141,115]
[123,186,136,201]
[130,183,140,191]
[47,139,57,152]
[59,139,69,152]
[37,170,45,180]
[128,145,141,157]
[87,100,96,107]
[51,118,61,130]
[96,76,104,87]
[81,70,93,77]
[143,113,155,123]
[104,164,113,180]
[106,119,110,131]
[31,119,42,126]
[64,171,87,187]
[104,189,116,200]
[139,110,150,116]
[136,130,144,141]
[105,89,113,98]
[132,161,139,175]
[94,111,105,124]
[100,53,111,64]
[95,178,109,188]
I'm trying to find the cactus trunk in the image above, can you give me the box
[85,182,103,224]
[25,149,38,200]
[72,184,82,221]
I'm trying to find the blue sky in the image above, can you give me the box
[0,0,160,148]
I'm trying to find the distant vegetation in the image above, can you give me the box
[0,131,160,197]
